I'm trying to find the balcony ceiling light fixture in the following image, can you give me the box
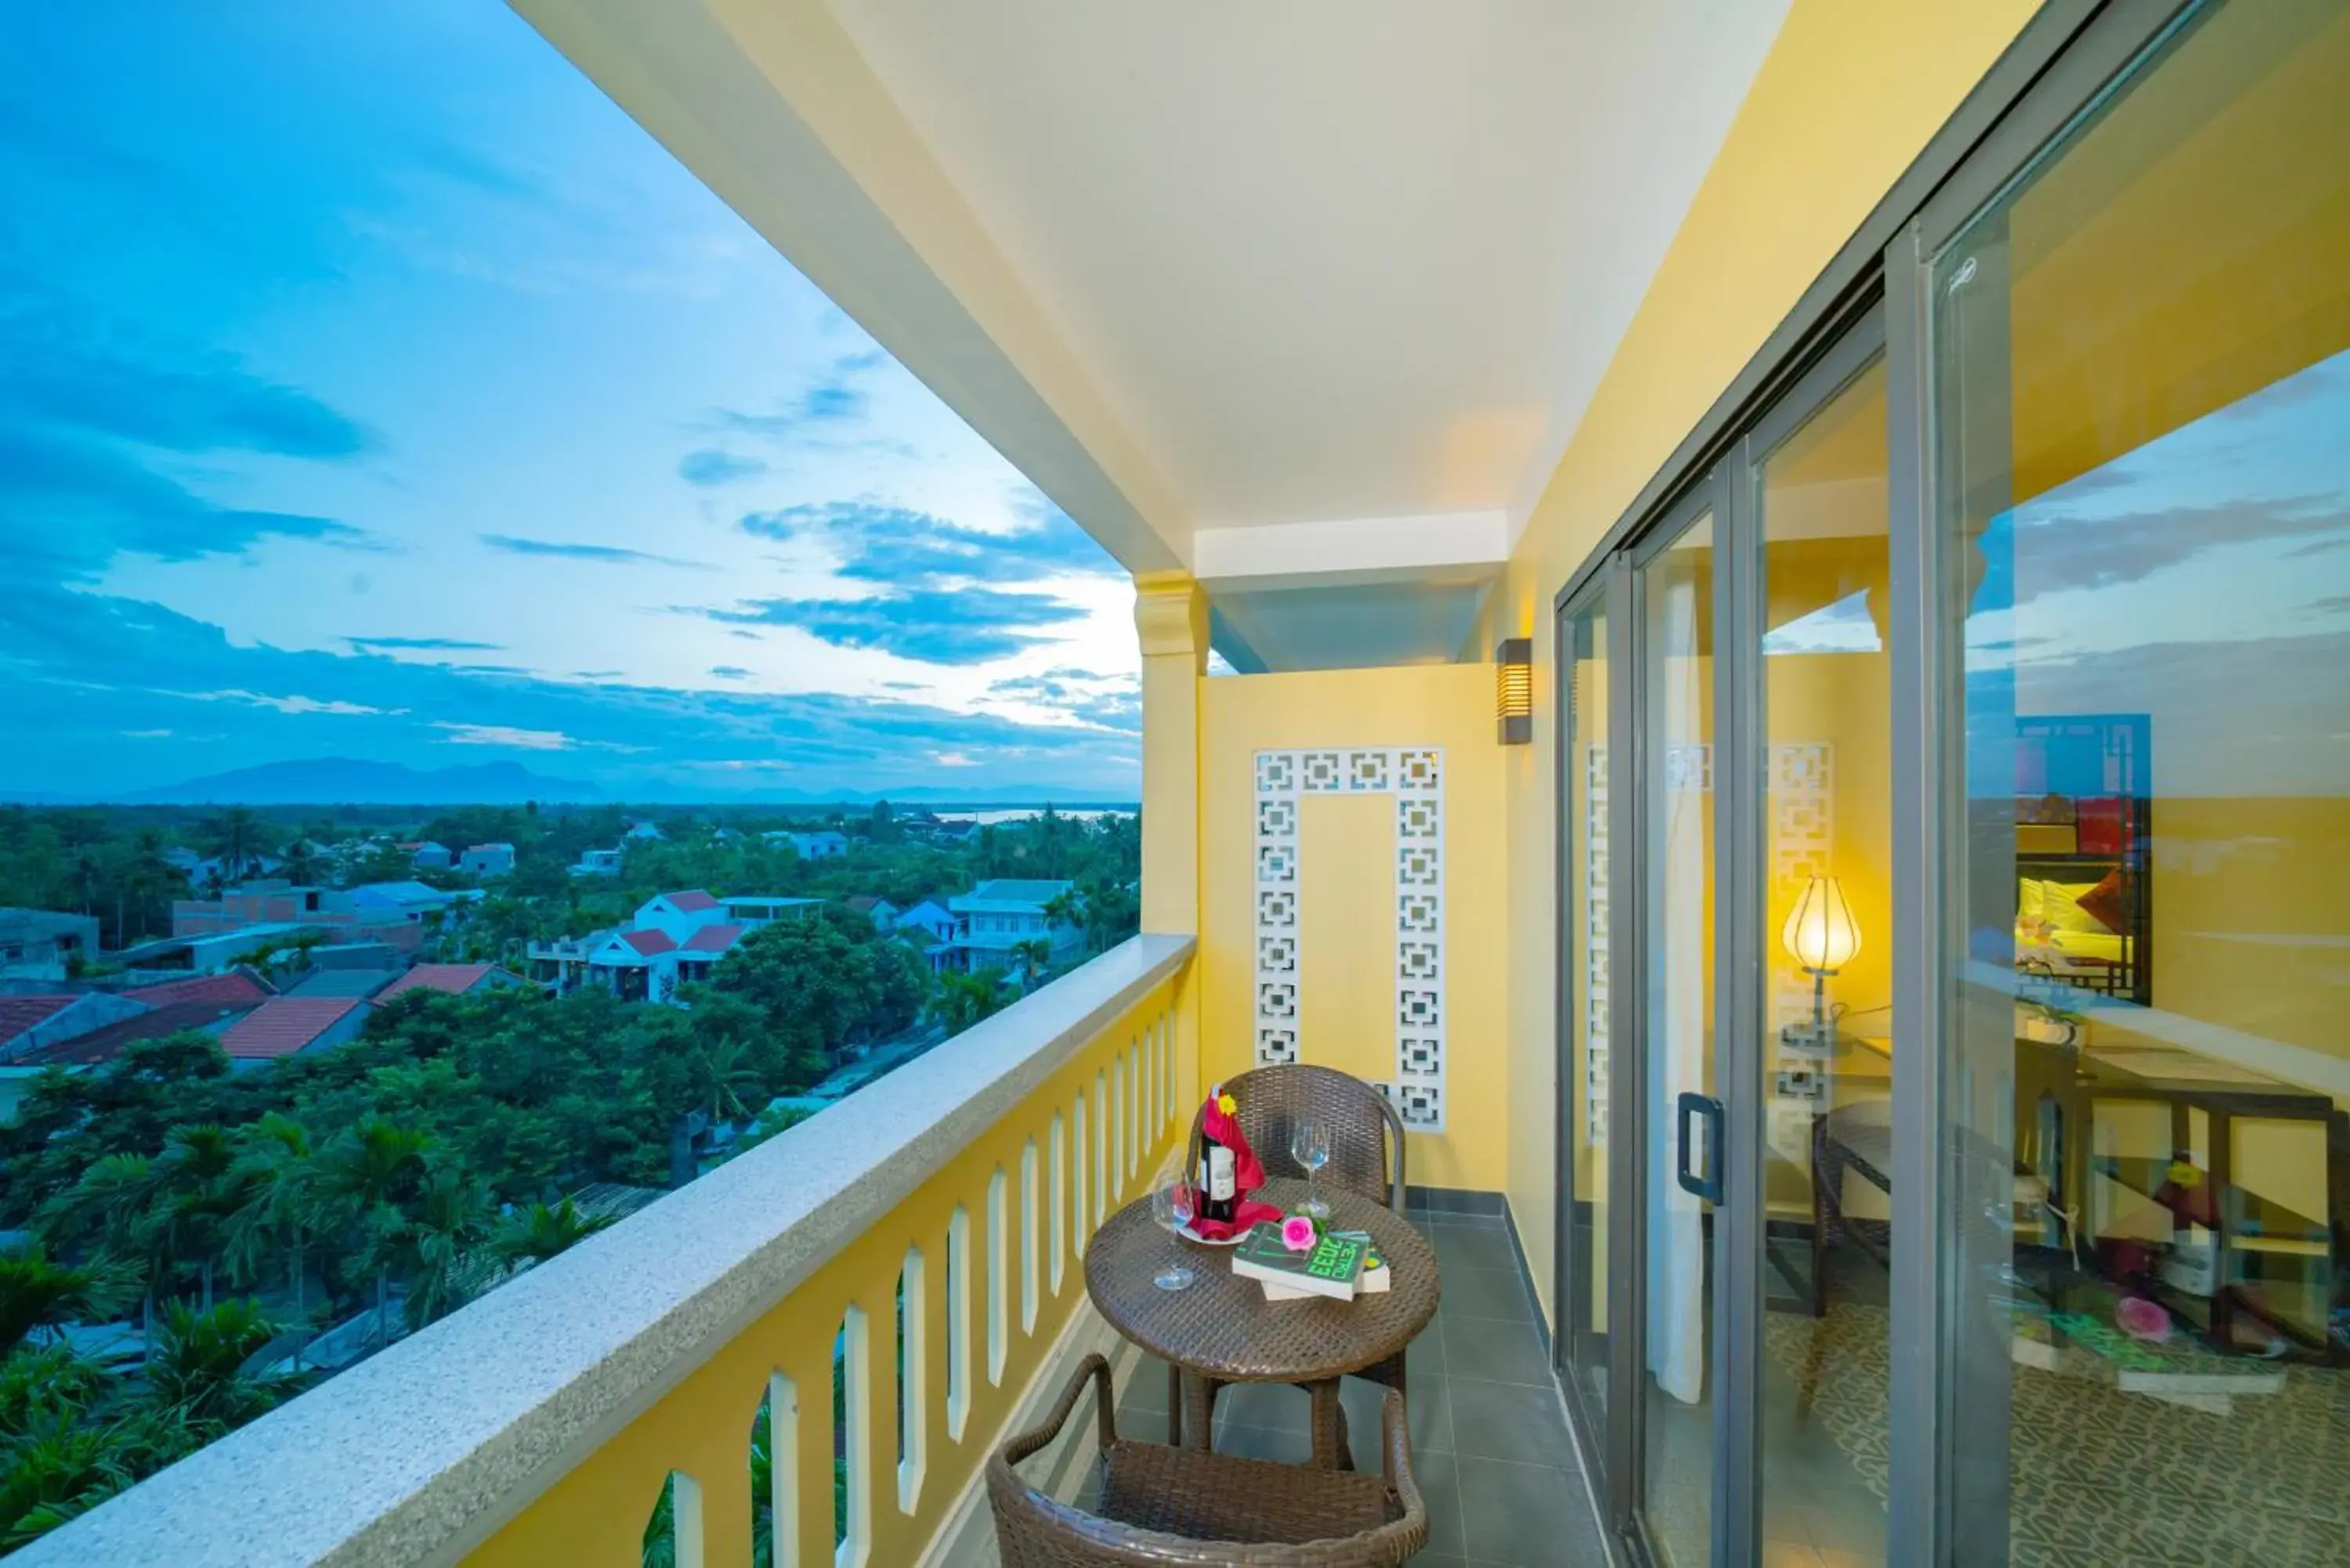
[1495,638,1531,745]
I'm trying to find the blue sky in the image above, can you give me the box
[0,2,1141,801]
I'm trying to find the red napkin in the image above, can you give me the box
[1182,1190,1285,1242]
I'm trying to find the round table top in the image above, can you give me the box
[1084,1177,1439,1383]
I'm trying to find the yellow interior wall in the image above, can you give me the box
[1500,0,2043,1319]
[1202,664,1509,1191]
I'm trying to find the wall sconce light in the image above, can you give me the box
[1495,638,1531,745]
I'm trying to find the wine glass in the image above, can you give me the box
[1292,1118,1332,1219]
[1150,1182,1196,1291]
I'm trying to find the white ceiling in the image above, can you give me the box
[821,0,1791,549]
[515,0,1792,666]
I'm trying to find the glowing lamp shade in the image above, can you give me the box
[1781,874,1861,974]
[1495,638,1532,745]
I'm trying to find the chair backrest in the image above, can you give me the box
[1190,1064,1406,1210]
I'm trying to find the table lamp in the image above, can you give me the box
[1781,873,1860,1053]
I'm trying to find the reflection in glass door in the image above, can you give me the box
[1639,513,1717,1568]
[1559,593,1614,1434]
[1752,341,1893,1566]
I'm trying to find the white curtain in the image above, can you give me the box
[1646,572,1707,1406]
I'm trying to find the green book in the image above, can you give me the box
[1231,1222,1368,1301]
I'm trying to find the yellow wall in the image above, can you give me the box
[1201,664,1509,1191]
[1500,0,2042,1317]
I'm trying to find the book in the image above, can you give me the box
[1261,1231,1388,1300]
[1231,1222,1368,1302]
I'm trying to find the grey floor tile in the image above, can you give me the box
[1412,1445,1467,1557]
[1453,1455,1608,1566]
[1213,1421,1313,1465]
[1442,1265,1535,1324]
[1430,1223,1521,1273]
[1407,1314,1448,1377]
[1442,1313,1551,1387]
[1210,1380,1311,1435]
[1445,1378,1578,1470]
[1339,1370,1453,1455]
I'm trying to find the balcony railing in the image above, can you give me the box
[15,934,1196,1568]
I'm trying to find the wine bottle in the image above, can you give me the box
[1198,1083,1238,1225]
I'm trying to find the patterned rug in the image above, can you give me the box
[1761,1302,2350,1566]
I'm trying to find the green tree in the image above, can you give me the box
[490,1198,617,1270]
[0,1244,134,1360]
[200,807,265,882]
[312,1116,433,1349]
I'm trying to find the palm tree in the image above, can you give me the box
[687,1035,759,1128]
[929,970,1005,1034]
[0,1242,135,1358]
[38,1154,169,1360]
[150,1125,240,1312]
[313,1117,432,1349]
[222,1115,318,1370]
[1009,938,1054,990]
[392,1167,491,1331]
[144,1299,298,1429]
[201,807,264,883]
[489,1198,617,1271]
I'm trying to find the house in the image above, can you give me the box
[524,930,610,994]
[572,847,624,876]
[374,963,530,1003]
[401,840,454,871]
[120,970,274,1010]
[671,923,748,987]
[0,992,154,1064]
[722,894,825,929]
[217,997,371,1064]
[945,880,1082,974]
[457,843,515,878]
[0,909,103,981]
[844,895,902,931]
[1,999,260,1122]
[784,829,848,858]
[633,889,732,943]
[893,896,956,945]
[583,927,677,1003]
[284,969,401,999]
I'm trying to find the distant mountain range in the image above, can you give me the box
[3,756,1133,810]
[121,757,606,805]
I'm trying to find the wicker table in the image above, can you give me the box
[1085,1177,1438,1469]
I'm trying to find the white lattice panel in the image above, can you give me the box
[1253,746,1446,1130]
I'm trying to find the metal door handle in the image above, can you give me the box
[1676,1092,1723,1203]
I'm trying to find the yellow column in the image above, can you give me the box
[1135,572,1207,1118]
[1134,572,1206,934]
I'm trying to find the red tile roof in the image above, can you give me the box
[681,923,746,953]
[218,997,364,1060]
[374,963,495,1002]
[20,1002,257,1067]
[124,971,273,1010]
[0,995,79,1044]
[618,928,677,956]
[661,889,718,912]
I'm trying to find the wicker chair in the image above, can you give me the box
[1178,1065,1412,1453]
[987,1354,1430,1568]
[1191,1064,1408,1212]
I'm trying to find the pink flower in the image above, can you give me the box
[1280,1216,1318,1252]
